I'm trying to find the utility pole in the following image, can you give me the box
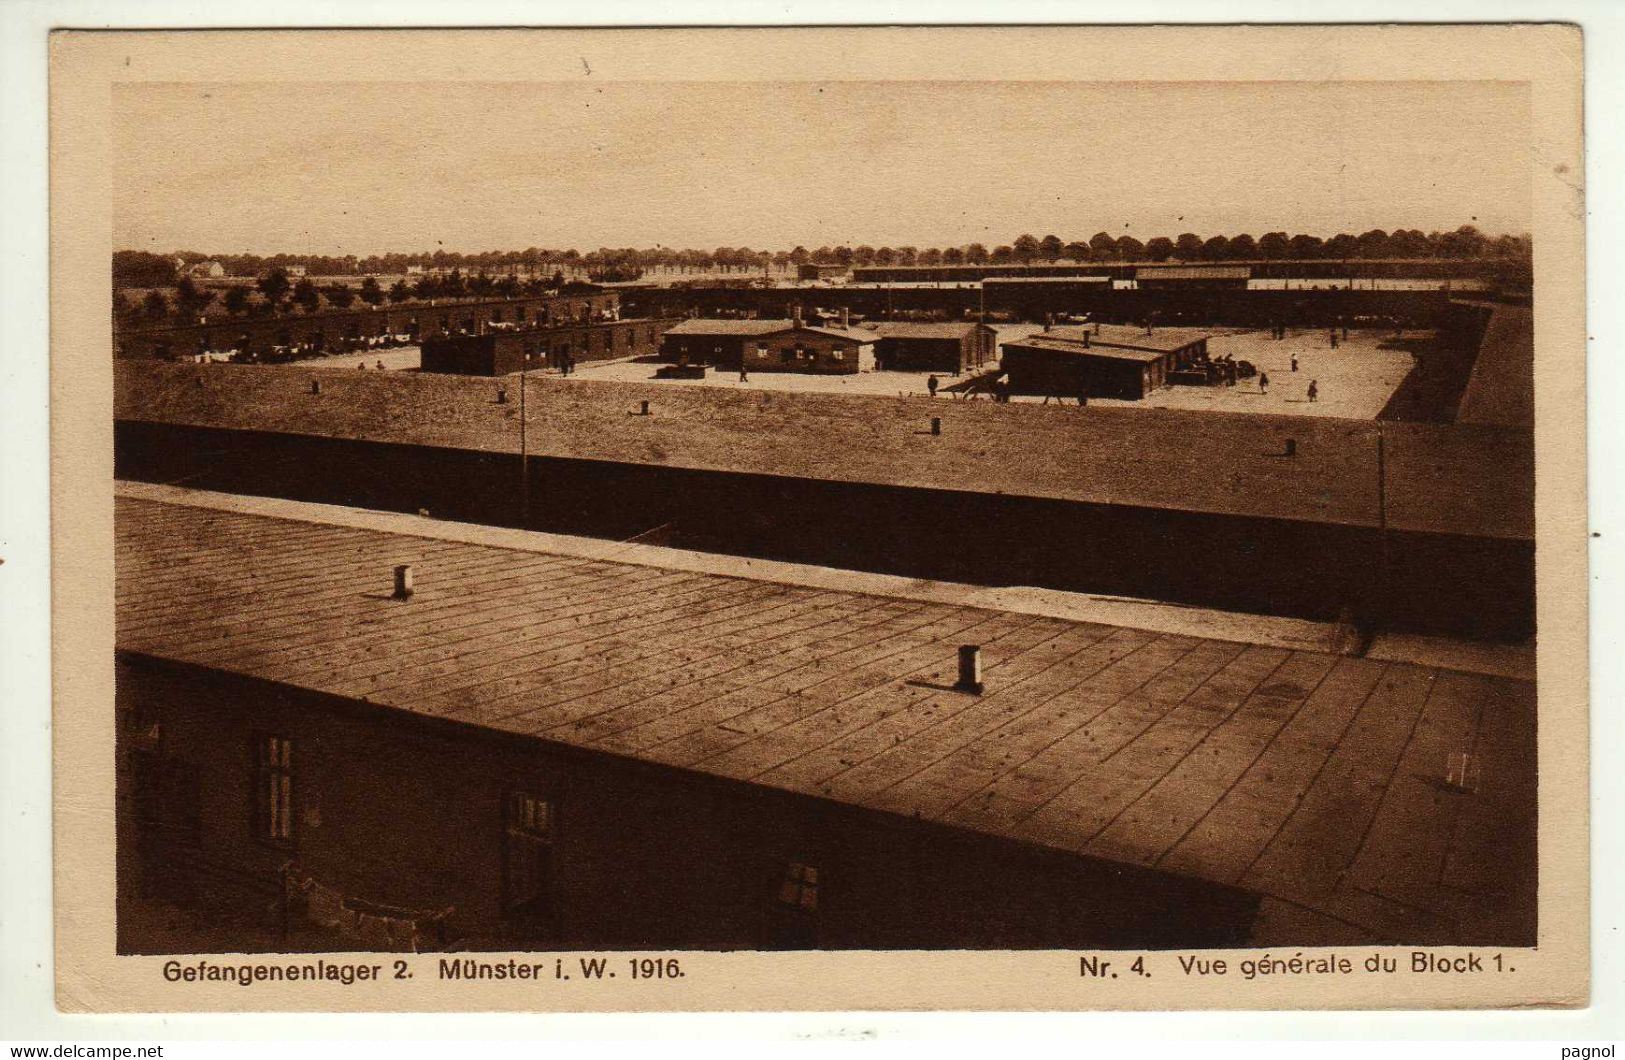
[519,363,531,528]
[1376,424,1390,631]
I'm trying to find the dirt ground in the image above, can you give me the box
[570,356,966,399]
[1085,327,1419,420]
[304,346,424,372]
[287,327,1418,420]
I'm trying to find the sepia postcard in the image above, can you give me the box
[48,24,1587,1012]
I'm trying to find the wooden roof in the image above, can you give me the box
[1001,337,1168,364]
[1136,265,1254,281]
[1045,324,1212,353]
[871,322,987,340]
[114,362,1534,540]
[664,319,874,344]
[663,318,794,337]
[116,491,1536,946]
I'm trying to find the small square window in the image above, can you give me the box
[776,862,818,911]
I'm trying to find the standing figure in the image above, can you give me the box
[1259,371,1270,395]
[927,374,940,398]
[739,363,749,383]
[1308,379,1319,403]
[1291,354,1299,373]
[1329,328,1339,349]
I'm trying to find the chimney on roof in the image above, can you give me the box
[841,307,850,330]
[1082,330,1090,348]
[955,645,984,694]
[792,304,804,329]
[1044,313,1053,332]
[392,564,414,601]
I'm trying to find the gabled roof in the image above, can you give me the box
[1001,336,1167,363]
[663,318,795,337]
[793,325,876,344]
[662,320,875,345]
[982,275,1112,286]
[1035,324,1211,354]
[871,322,986,340]
[1135,265,1253,281]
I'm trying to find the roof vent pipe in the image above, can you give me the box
[955,645,984,694]
[392,564,414,601]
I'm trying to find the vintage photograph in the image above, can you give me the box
[41,24,1588,1012]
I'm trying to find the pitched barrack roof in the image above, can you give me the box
[663,319,875,343]
[1001,336,1167,363]
[871,322,987,340]
[796,325,876,344]
[981,275,1113,285]
[1018,324,1212,355]
[663,318,794,337]
[1135,265,1254,281]
[117,488,1535,947]
[114,362,1535,541]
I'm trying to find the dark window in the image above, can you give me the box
[777,862,818,911]
[253,735,294,844]
[503,791,555,923]
[765,861,819,949]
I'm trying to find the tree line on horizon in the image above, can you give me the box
[116,266,604,325]
[114,224,1529,289]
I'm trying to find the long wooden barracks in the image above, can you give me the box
[1001,324,1212,400]
[659,313,876,374]
[116,292,625,362]
[115,485,1534,955]
[870,322,998,374]
[420,318,681,376]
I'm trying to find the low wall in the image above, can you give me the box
[114,361,1534,541]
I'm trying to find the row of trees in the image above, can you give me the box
[116,224,1529,289]
[806,226,1528,269]
[118,266,598,324]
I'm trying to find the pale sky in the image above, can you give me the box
[113,80,1531,256]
